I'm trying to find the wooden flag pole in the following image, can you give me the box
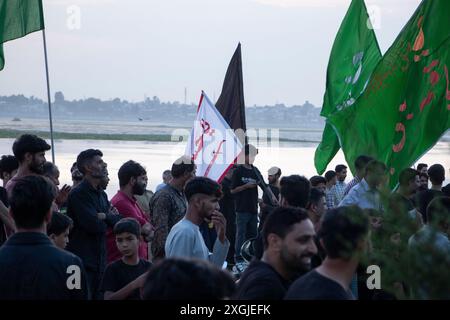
[42,28,55,163]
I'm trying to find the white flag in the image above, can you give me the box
[185,91,243,182]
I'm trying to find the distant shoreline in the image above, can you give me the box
[0,129,320,144]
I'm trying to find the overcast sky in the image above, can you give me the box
[0,0,422,107]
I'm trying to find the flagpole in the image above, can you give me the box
[42,29,55,163]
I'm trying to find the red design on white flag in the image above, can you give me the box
[185,91,243,182]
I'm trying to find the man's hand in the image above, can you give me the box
[141,223,155,242]
[258,199,267,211]
[55,184,71,207]
[97,212,106,220]
[211,211,227,244]
[245,181,258,189]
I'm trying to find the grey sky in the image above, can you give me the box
[0,0,421,107]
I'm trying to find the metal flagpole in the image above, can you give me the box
[42,28,55,163]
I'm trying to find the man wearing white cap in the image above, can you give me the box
[259,166,282,230]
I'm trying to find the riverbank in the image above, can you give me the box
[0,129,319,143]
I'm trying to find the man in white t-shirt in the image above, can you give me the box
[165,177,229,268]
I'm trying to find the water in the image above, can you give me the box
[0,117,325,142]
[1,138,449,199]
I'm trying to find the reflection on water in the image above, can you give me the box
[1,138,448,199]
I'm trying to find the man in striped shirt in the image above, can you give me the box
[328,165,347,208]
[324,171,337,209]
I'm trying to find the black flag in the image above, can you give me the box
[216,43,246,137]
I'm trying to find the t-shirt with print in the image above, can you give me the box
[231,165,260,214]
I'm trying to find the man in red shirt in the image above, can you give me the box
[107,161,153,263]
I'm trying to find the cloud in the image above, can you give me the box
[46,0,117,6]
[251,0,421,9]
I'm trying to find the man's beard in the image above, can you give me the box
[280,247,314,278]
[30,160,44,174]
[133,183,146,196]
[418,185,428,192]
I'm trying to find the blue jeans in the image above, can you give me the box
[234,212,258,263]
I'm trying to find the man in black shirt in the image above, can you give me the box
[418,172,429,192]
[231,144,261,272]
[285,206,369,300]
[235,207,317,300]
[443,183,450,197]
[415,164,445,223]
[67,149,121,300]
[219,166,236,266]
[252,174,311,261]
[0,155,19,246]
[101,218,151,300]
[0,175,88,299]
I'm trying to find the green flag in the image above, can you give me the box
[328,0,450,188]
[0,0,44,70]
[314,0,382,174]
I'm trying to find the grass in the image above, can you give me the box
[0,129,179,142]
[0,128,319,143]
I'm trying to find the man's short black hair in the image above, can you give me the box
[427,164,445,185]
[310,175,326,187]
[325,170,337,182]
[308,187,326,209]
[0,155,18,179]
[279,175,310,208]
[171,156,195,179]
[142,258,235,300]
[9,176,56,229]
[76,149,103,175]
[355,155,374,171]
[261,206,309,249]
[113,218,141,238]
[399,168,418,186]
[118,160,147,187]
[47,212,73,236]
[318,206,369,260]
[70,162,78,172]
[185,177,222,202]
[417,163,428,172]
[426,197,450,226]
[335,164,347,173]
[12,134,51,162]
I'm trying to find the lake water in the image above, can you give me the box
[1,138,449,199]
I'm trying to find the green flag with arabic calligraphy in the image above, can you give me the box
[328,0,450,188]
[0,0,44,70]
[314,0,382,174]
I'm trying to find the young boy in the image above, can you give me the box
[101,218,151,300]
[47,212,73,250]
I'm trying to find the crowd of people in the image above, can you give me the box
[0,133,449,300]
